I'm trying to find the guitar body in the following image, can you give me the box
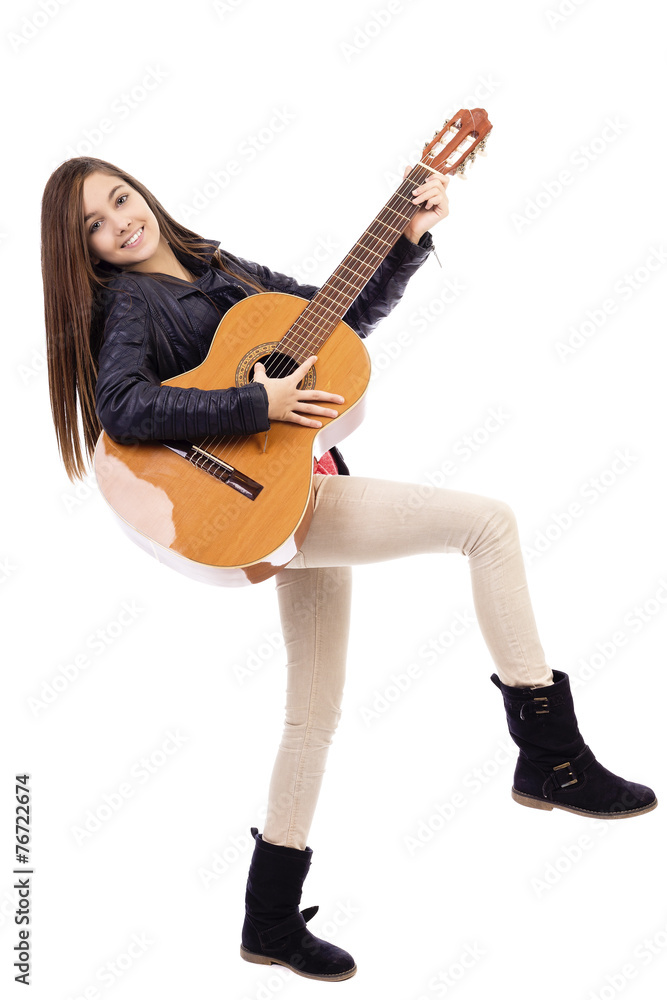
[94,292,371,586]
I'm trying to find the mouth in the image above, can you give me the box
[121,226,144,249]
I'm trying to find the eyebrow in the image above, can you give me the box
[83,184,124,224]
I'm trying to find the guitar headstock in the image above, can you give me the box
[421,109,492,180]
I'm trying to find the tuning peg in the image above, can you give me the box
[456,163,468,180]
[477,138,488,156]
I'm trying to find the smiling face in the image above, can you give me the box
[82,170,164,270]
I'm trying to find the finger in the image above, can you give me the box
[296,390,345,403]
[412,180,442,200]
[414,187,447,210]
[412,175,446,190]
[288,413,323,428]
[292,354,318,378]
[294,402,340,418]
[411,190,438,207]
[253,362,265,380]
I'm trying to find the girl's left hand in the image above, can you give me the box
[401,165,451,244]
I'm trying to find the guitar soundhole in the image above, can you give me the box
[236,342,316,389]
[249,351,316,389]
[251,351,299,380]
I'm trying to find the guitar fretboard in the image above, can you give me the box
[279,162,434,363]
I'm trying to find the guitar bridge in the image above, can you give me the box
[163,441,263,500]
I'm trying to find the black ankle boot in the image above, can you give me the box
[240,827,357,981]
[491,670,657,818]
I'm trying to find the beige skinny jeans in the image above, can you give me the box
[261,474,553,849]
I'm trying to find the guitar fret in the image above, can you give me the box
[334,259,376,281]
[370,215,406,234]
[302,291,346,318]
[322,277,358,299]
[279,169,426,357]
[306,292,354,325]
[388,210,410,223]
[367,220,405,236]
[291,291,349,324]
[352,242,383,258]
[346,250,381,268]
[323,274,358,296]
[359,232,394,250]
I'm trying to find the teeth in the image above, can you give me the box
[122,227,143,248]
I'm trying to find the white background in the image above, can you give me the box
[2,0,666,998]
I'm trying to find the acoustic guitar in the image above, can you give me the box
[94,108,493,586]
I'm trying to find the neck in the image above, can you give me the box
[279,162,431,362]
[124,237,195,282]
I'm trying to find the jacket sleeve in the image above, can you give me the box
[220,230,434,339]
[342,231,435,338]
[95,278,270,444]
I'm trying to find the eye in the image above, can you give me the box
[88,193,129,233]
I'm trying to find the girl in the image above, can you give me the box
[41,155,656,984]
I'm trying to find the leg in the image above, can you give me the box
[278,475,655,819]
[262,474,548,852]
[262,565,352,850]
[241,563,357,981]
[288,474,553,688]
[241,477,655,979]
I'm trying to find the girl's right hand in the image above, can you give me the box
[253,354,344,428]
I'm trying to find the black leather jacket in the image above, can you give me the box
[95,231,434,472]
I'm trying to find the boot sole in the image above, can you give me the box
[240,945,357,981]
[511,787,658,818]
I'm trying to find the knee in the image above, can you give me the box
[471,497,518,551]
[282,705,342,748]
[486,498,518,534]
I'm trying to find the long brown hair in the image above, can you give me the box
[41,156,266,481]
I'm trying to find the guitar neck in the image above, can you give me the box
[279,162,434,362]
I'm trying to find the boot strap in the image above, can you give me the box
[518,692,571,719]
[541,745,596,797]
[258,904,319,947]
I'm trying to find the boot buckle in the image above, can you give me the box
[519,696,549,719]
[553,761,578,788]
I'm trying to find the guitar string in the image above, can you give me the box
[187,162,434,473]
[191,142,461,474]
[191,162,435,472]
[192,159,443,474]
[190,164,435,476]
[241,115,472,379]
[193,123,471,470]
[250,117,474,378]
